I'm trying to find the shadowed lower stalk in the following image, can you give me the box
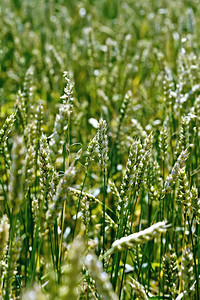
[198,224,200,286]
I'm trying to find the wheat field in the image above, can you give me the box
[0,0,200,299]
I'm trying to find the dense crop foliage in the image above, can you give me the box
[0,0,200,299]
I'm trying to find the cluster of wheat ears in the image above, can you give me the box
[1,0,200,299]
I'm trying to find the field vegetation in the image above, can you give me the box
[0,0,200,299]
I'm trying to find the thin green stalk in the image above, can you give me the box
[0,176,10,218]
[29,192,46,284]
[5,216,17,300]
[24,199,29,285]
[158,192,164,296]
[110,122,121,176]
[29,194,34,252]
[15,274,23,297]
[62,140,67,172]
[111,251,121,291]
[73,171,88,239]
[87,274,90,300]
[159,235,163,297]
[112,192,136,290]
[119,250,128,299]
[119,193,138,298]
[188,216,199,300]
[49,228,56,271]
[31,235,44,285]
[198,224,200,282]
[54,220,59,271]
[102,168,106,267]
[58,200,66,283]
[34,140,39,198]
[152,192,164,224]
